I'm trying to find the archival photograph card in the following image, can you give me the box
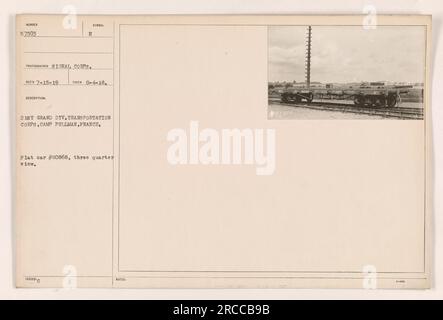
[15,14,432,288]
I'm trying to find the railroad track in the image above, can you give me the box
[270,99,424,119]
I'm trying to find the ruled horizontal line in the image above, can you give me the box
[119,269,426,274]
[24,67,113,70]
[23,84,113,86]
[123,276,427,280]
[25,35,113,38]
[25,275,112,278]
[24,51,113,54]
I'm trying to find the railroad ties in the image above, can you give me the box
[273,100,424,120]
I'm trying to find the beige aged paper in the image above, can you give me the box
[16,14,432,288]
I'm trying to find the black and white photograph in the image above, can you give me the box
[268,26,426,120]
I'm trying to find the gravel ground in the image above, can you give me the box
[268,104,387,120]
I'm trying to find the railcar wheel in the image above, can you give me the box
[372,96,385,108]
[387,94,398,108]
[306,92,314,104]
[370,96,381,108]
[281,94,289,103]
[354,95,363,106]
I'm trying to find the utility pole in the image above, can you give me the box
[306,26,312,89]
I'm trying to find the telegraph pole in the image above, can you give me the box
[306,26,312,89]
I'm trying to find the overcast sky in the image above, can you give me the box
[268,26,426,83]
